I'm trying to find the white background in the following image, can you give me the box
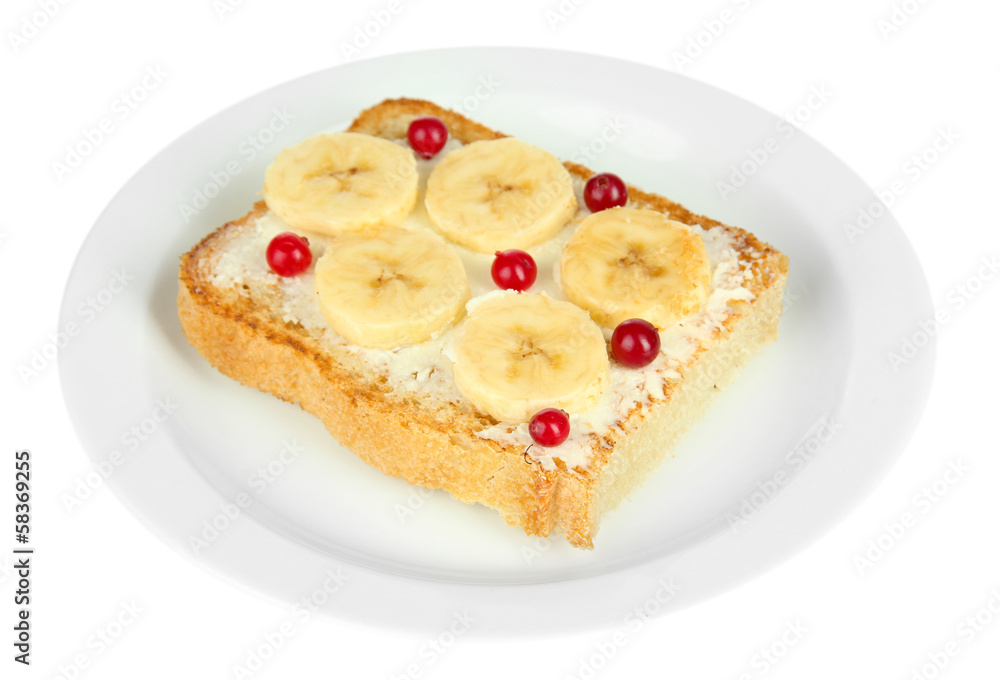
[3,0,999,678]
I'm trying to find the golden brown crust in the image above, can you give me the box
[177,97,789,549]
[179,204,560,537]
[349,97,507,144]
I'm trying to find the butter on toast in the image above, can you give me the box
[177,98,788,549]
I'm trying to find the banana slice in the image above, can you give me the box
[449,292,609,422]
[314,227,469,349]
[559,207,711,329]
[264,132,418,236]
[424,137,577,253]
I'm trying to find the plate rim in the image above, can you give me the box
[58,45,936,633]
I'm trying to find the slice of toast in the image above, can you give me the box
[177,98,789,549]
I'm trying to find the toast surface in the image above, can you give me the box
[178,98,789,548]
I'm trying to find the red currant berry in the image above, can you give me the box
[611,318,661,368]
[529,408,571,447]
[583,173,628,212]
[491,249,537,291]
[266,232,312,277]
[407,116,448,159]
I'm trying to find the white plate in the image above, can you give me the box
[60,47,934,633]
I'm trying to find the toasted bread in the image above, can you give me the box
[177,98,789,548]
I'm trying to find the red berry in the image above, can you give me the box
[583,173,628,212]
[611,318,661,368]
[266,232,312,276]
[491,249,537,291]
[529,408,571,447]
[407,116,448,159]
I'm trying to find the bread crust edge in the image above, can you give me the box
[176,97,790,549]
